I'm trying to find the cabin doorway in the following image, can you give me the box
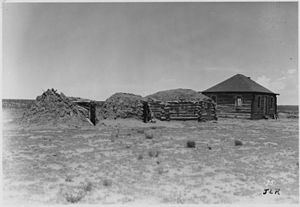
[262,96,268,115]
[89,102,96,125]
[143,102,151,123]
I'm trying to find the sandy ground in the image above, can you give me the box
[2,109,299,204]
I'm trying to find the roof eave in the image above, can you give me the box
[202,91,279,95]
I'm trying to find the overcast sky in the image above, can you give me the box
[2,2,298,104]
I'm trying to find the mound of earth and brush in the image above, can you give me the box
[99,93,145,120]
[145,88,211,102]
[21,89,93,127]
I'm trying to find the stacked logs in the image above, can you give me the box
[148,100,217,121]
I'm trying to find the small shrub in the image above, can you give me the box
[103,179,112,187]
[137,154,143,160]
[148,149,160,158]
[110,128,120,142]
[136,128,144,134]
[110,135,116,142]
[186,141,196,148]
[158,167,164,175]
[65,191,86,203]
[83,182,92,192]
[234,140,243,146]
[65,176,73,182]
[145,130,154,139]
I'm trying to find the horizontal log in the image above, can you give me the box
[169,117,198,120]
[169,110,197,113]
[219,114,251,119]
[218,113,250,117]
[170,114,198,118]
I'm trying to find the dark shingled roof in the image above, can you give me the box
[203,74,277,94]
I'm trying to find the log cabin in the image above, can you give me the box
[202,74,279,119]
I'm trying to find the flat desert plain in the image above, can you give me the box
[2,109,299,204]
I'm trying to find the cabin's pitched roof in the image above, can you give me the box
[203,74,277,94]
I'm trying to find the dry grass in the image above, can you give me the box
[2,109,299,204]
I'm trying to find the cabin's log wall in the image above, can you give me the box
[148,101,217,121]
[251,94,277,119]
[203,93,253,119]
[203,92,278,119]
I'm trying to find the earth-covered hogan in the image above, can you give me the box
[146,89,217,121]
[20,89,97,127]
[98,89,217,122]
[98,92,146,121]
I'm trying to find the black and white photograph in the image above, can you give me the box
[1,1,299,205]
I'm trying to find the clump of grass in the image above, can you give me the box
[144,130,154,139]
[83,182,92,192]
[65,176,73,182]
[158,167,164,175]
[148,149,160,158]
[103,179,112,187]
[110,128,120,142]
[65,190,86,203]
[136,128,144,134]
[137,154,143,160]
[62,180,94,203]
[234,140,243,146]
[186,141,196,148]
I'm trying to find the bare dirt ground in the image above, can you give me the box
[2,109,299,204]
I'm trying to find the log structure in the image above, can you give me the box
[202,74,279,119]
[148,100,217,121]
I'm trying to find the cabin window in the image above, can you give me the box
[235,96,242,107]
[211,96,217,104]
[257,96,261,108]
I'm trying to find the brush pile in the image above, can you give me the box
[21,89,91,127]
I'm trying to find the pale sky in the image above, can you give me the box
[2,2,298,104]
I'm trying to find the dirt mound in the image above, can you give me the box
[146,88,211,102]
[99,93,145,120]
[21,89,92,127]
